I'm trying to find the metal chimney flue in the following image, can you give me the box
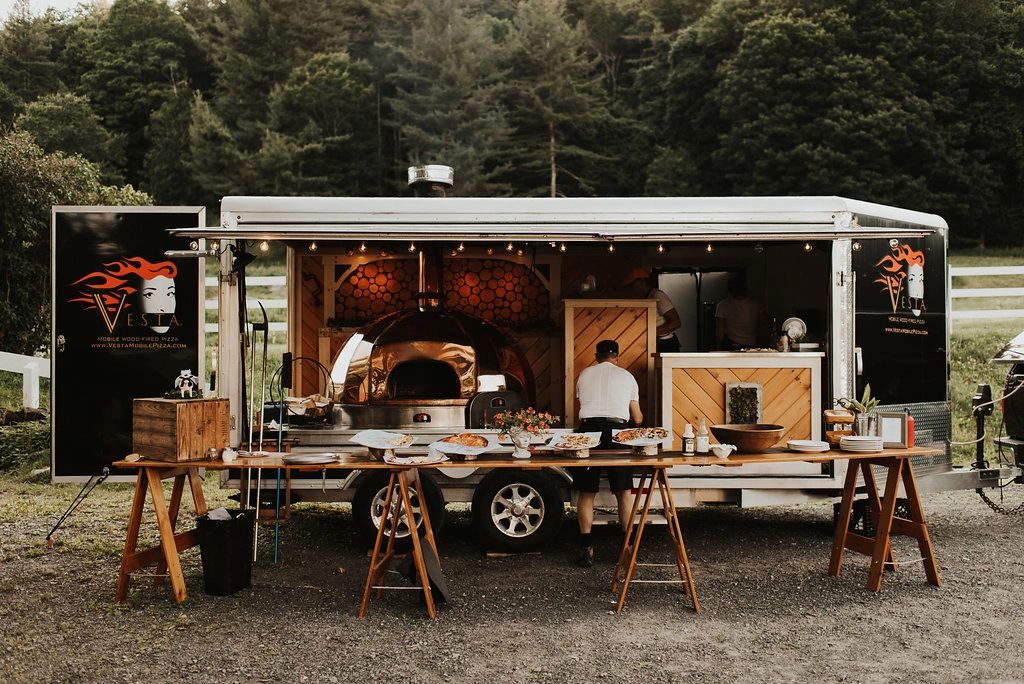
[407,165,453,310]
[408,165,454,197]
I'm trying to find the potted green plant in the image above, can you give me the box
[492,407,560,459]
[837,384,881,435]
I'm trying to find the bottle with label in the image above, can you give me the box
[683,422,695,455]
[696,418,710,455]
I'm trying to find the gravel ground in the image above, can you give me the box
[1,476,1023,684]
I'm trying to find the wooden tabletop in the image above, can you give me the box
[113,446,944,472]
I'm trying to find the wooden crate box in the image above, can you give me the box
[133,398,230,461]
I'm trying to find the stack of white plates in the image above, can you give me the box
[787,439,830,453]
[840,435,884,452]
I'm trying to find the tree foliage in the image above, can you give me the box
[0,0,1018,245]
[0,132,150,354]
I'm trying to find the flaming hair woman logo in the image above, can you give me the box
[69,257,179,333]
[875,241,925,315]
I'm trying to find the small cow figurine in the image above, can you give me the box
[174,370,196,398]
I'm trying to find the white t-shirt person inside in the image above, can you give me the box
[715,277,762,348]
[577,359,640,421]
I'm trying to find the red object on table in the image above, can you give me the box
[907,413,915,448]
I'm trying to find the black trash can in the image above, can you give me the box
[196,509,254,596]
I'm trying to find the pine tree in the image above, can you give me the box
[0,0,63,112]
[387,0,513,196]
[505,0,617,197]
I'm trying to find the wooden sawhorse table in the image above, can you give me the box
[611,465,700,614]
[114,464,208,604]
[829,454,941,591]
[358,466,442,619]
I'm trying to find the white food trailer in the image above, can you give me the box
[161,187,1005,552]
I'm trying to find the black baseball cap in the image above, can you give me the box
[596,339,619,356]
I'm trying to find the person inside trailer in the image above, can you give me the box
[626,268,681,352]
[715,276,763,350]
[571,339,643,568]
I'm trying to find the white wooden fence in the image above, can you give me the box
[0,352,50,409]
[950,265,1024,321]
[204,275,287,332]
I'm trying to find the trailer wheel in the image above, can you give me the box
[352,471,445,551]
[472,470,564,552]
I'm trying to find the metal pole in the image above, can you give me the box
[253,467,262,562]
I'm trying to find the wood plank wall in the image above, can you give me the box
[517,335,561,417]
[669,367,812,450]
[563,300,656,427]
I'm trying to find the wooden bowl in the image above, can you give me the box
[710,424,785,453]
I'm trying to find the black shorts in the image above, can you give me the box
[570,466,634,493]
[569,417,634,493]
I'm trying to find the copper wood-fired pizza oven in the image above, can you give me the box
[332,167,534,429]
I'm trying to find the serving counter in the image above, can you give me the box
[112,445,942,619]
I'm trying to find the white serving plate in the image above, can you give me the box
[384,452,448,466]
[788,439,830,453]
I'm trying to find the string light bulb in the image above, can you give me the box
[607,242,615,253]
[408,242,417,253]
[803,242,813,252]
[506,242,514,253]
[308,241,318,252]
[457,242,465,253]
[259,240,270,252]
[358,241,367,253]
[559,242,567,253]
[516,248,524,257]
[450,249,458,257]
[852,240,862,252]
[656,243,665,254]
[346,248,355,257]
[486,247,494,256]
[705,243,714,253]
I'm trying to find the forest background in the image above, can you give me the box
[0,0,1022,355]
[0,0,1020,238]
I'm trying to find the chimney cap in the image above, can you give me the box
[407,165,454,188]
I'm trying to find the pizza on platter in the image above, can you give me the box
[613,427,669,443]
[440,433,489,448]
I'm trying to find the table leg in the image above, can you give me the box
[866,459,903,592]
[359,471,397,618]
[412,468,439,558]
[658,469,700,613]
[900,460,941,587]
[615,469,657,614]
[612,470,649,593]
[187,467,207,516]
[376,475,403,600]
[153,474,185,586]
[860,461,897,571]
[146,468,189,604]
[114,472,148,603]
[828,460,860,577]
[397,469,437,619]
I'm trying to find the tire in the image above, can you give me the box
[471,469,564,552]
[351,471,445,551]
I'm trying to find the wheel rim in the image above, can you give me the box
[490,482,545,538]
[370,485,421,539]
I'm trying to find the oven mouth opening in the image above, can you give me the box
[386,359,462,400]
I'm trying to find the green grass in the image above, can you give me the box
[950,319,1021,464]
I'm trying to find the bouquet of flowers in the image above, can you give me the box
[492,407,560,435]
[493,407,560,458]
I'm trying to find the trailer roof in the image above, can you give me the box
[176,195,946,241]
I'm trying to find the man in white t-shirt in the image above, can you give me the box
[715,277,763,349]
[626,268,681,352]
[571,339,643,568]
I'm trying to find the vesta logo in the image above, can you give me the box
[874,240,925,316]
[69,256,180,333]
